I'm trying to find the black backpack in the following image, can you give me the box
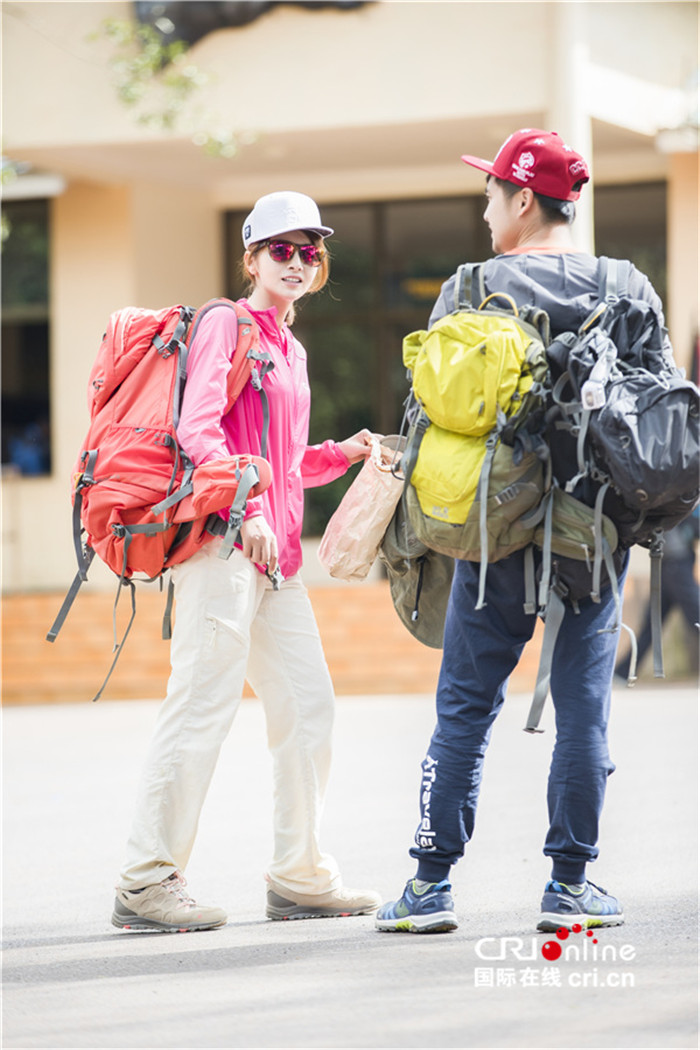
[524,258,700,731]
[548,259,699,546]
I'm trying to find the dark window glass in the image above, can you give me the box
[593,182,667,306]
[1,199,52,476]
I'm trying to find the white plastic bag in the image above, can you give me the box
[318,436,405,581]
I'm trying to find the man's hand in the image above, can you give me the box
[240,515,278,573]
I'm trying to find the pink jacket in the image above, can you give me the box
[176,299,351,578]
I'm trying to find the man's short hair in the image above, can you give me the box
[491,175,577,226]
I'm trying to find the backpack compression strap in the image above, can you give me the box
[216,462,263,560]
[45,547,96,643]
[522,480,626,734]
[46,449,100,643]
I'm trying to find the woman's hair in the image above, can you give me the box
[239,231,331,325]
[492,175,577,225]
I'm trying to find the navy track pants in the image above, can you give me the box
[410,547,626,886]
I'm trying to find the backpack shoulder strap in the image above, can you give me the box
[186,299,274,457]
[598,256,631,302]
[598,256,613,301]
[226,302,273,405]
[579,257,620,333]
[226,302,273,458]
[454,263,485,311]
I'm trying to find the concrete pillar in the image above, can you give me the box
[547,1,594,253]
[131,184,221,307]
[52,184,136,480]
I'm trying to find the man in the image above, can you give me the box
[376,129,675,934]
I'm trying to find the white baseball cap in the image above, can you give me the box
[242,191,334,248]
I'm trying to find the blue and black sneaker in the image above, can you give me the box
[375,879,458,933]
[537,879,624,931]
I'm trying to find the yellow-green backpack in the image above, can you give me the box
[399,262,551,608]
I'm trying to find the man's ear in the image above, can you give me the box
[517,187,536,215]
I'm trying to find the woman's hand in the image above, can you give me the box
[337,428,379,465]
[240,515,278,573]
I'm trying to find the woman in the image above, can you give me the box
[112,191,381,931]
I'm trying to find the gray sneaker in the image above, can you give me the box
[266,877,381,920]
[112,872,227,932]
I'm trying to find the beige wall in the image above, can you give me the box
[3,1,145,148]
[6,1,695,202]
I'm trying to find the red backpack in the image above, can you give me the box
[47,297,273,698]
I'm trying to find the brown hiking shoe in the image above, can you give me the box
[266,877,381,920]
[112,872,227,932]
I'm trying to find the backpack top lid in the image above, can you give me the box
[88,305,191,416]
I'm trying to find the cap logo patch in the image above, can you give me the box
[511,151,536,182]
[569,160,587,176]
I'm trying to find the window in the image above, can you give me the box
[1,199,52,476]
[225,186,666,534]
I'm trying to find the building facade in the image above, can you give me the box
[2,0,698,591]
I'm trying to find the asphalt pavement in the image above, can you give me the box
[2,683,698,1049]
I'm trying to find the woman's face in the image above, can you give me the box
[245,230,322,314]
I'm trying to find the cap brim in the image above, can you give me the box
[242,223,334,248]
[270,224,334,240]
[461,154,496,176]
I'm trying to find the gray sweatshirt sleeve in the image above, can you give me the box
[428,275,457,328]
[626,264,677,370]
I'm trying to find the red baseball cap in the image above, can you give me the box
[461,128,590,202]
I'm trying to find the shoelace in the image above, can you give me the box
[164,872,197,908]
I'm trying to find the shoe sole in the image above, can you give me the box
[111,912,227,933]
[375,912,458,934]
[266,904,378,920]
[537,911,625,932]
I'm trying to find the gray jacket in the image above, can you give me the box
[429,251,674,363]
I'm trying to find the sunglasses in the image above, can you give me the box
[262,239,326,267]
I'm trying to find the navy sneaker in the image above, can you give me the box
[375,879,458,933]
[537,879,624,931]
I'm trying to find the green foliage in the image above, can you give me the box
[93,19,239,158]
[97,19,201,128]
[1,159,31,244]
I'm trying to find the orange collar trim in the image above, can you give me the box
[502,246,587,255]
